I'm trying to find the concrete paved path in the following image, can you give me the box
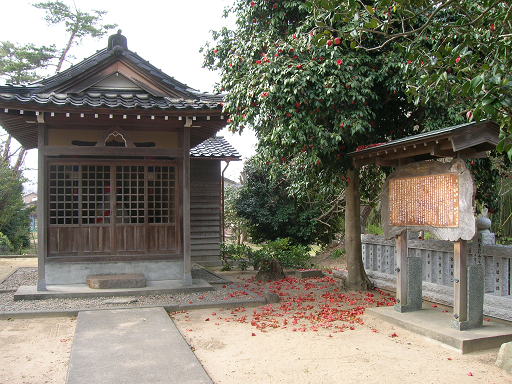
[66,307,213,384]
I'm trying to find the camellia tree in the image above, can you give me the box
[309,0,512,153]
[203,0,465,289]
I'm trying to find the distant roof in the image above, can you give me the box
[190,136,241,159]
[349,120,500,167]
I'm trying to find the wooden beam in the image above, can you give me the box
[396,232,408,306]
[453,240,468,322]
[37,115,47,291]
[42,146,184,157]
[183,125,192,285]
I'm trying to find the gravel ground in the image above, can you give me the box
[0,267,257,314]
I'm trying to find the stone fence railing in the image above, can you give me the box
[361,222,512,321]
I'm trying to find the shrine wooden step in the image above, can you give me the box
[87,274,146,289]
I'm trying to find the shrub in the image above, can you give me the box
[0,232,12,254]
[252,238,311,272]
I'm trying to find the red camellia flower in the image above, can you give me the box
[456,57,461,63]
[273,4,277,8]
[286,112,291,117]
[407,60,412,64]
[261,92,269,97]
[296,64,303,69]
[250,1,255,6]
[327,40,333,46]
[336,59,343,65]
[334,37,341,45]
[296,102,301,108]
[491,23,496,31]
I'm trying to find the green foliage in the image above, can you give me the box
[0,156,32,254]
[0,1,117,85]
[33,1,117,40]
[33,1,118,72]
[309,0,512,157]
[365,224,383,235]
[203,0,465,208]
[0,41,57,84]
[234,158,341,245]
[0,232,12,254]
[2,206,33,253]
[224,183,249,244]
[221,242,254,270]
[330,248,343,259]
[252,238,311,271]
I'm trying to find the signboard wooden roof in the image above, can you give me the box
[349,120,500,167]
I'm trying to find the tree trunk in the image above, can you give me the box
[13,148,26,172]
[2,135,11,162]
[56,30,76,72]
[345,168,372,290]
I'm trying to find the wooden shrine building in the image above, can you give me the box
[0,31,240,290]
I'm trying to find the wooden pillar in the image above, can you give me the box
[453,239,468,322]
[395,231,408,306]
[36,115,47,291]
[182,125,192,285]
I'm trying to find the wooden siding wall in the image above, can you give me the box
[190,160,222,265]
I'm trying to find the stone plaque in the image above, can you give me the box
[382,159,475,241]
[389,173,459,227]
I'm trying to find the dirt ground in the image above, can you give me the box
[172,270,512,384]
[0,316,75,384]
[1,256,511,384]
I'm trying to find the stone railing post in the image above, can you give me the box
[471,217,494,293]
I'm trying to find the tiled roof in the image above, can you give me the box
[190,137,241,159]
[0,32,225,109]
[0,91,222,111]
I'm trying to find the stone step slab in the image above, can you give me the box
[87,274,146,289]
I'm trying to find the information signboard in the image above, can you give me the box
[381,159,475,241]
[389,173,459,228]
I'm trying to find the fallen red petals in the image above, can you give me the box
[447,357,452,361]
[205,318,210,321]
[484,318,490,322]
[251,332,256,336]
[60,339,67,342]
[431,304,437,308]
[391,333,398,338]
[467,372,473,376]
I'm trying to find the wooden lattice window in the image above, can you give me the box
[49,162,177,227]
[148,165,176,224]
[82,165,111,224]
[115,165,145,224]
[49,165,79,225]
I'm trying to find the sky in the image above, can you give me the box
[0,0,257,191]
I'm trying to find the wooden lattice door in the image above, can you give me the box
[48,161,179,258]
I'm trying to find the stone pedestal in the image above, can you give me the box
[395,257,422,313]
[451,264,484,331]
[87,274,146,289]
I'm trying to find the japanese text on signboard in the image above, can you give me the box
[389,173,459,228]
